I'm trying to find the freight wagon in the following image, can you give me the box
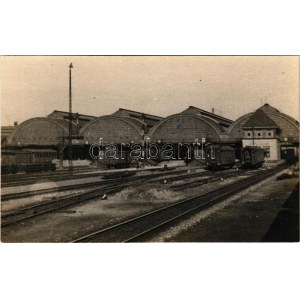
[205,145,236,170]
[240,146,265,168]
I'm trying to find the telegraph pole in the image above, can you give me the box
[68,63,73,174]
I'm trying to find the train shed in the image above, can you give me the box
[112,108,163,133]
[148,110,228,144]
[147,113,229,162]
[80,115,144,145]
[6,117,70,148]
[227,103,299,160]
[47,110,97,138]
[3,104,298,163]
[181,106,233,130]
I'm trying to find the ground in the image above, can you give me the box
[1,166,298,243]
[150,168,299,242]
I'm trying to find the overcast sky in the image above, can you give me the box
[1,56,299,126]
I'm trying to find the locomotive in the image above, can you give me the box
[240,146,265,168]
[205,145,236,170]
[1,149,57,174]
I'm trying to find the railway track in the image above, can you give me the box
[71,165,286,243]
[0,166,255,202]
[1,167,205,225]
[1,166,191,187]
[1,167,92,184]
[169,169,253,191]
[0,167,201,201]
[0,170,242,226]
[1,175,133,201]
[1,165,279,229]
[1,176,145,227]
[1,170,133,188]
[148,168,245,185]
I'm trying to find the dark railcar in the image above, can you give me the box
[205,145,235,170]
[102,149,133,169]
[240,146,265,168]
[1,149,57,174]
[92,145,140,169]
[281,148,298,164]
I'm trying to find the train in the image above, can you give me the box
[205,145,266,170]
[90,145,139,169]
[1,149,57,174]
[99,150,135,169]
[0,145,273,172]
[281,147,298,164]
[88,143,267,170]
[205,145,236,170]
[240,146,265,168]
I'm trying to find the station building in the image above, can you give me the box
[2,108,163,160]
[227,103,299,161]
[146,106,233,161]
[148,106,233,143]
[1,103,298,163]
[77,109,163,159]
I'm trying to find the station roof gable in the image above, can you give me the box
[181,106,233,127]
[112,108,163,128]
[242,109,279,129]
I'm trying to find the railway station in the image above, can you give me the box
[228,103,299,161]
[1,62,299,243]
[1,6,299,300]
[2,103,298,166]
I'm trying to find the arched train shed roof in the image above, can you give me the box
[7,117,69,146]
[148,114,225,143]
[80,115,144,144]
[227,107,299,143]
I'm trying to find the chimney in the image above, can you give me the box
[212,108,215,114]
[14,121,18,126]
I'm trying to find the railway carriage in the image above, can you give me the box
[1,149,57,174]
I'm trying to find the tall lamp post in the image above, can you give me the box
[68,63,73,174]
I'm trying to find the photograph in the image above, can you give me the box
[1,56,299,243]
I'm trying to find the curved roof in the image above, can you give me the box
[148,114,225,143]
[228,104,299,143]
[7,117,69,146]
[121,117,145,127]
[181,106,233,128]
[80,115,144,144]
